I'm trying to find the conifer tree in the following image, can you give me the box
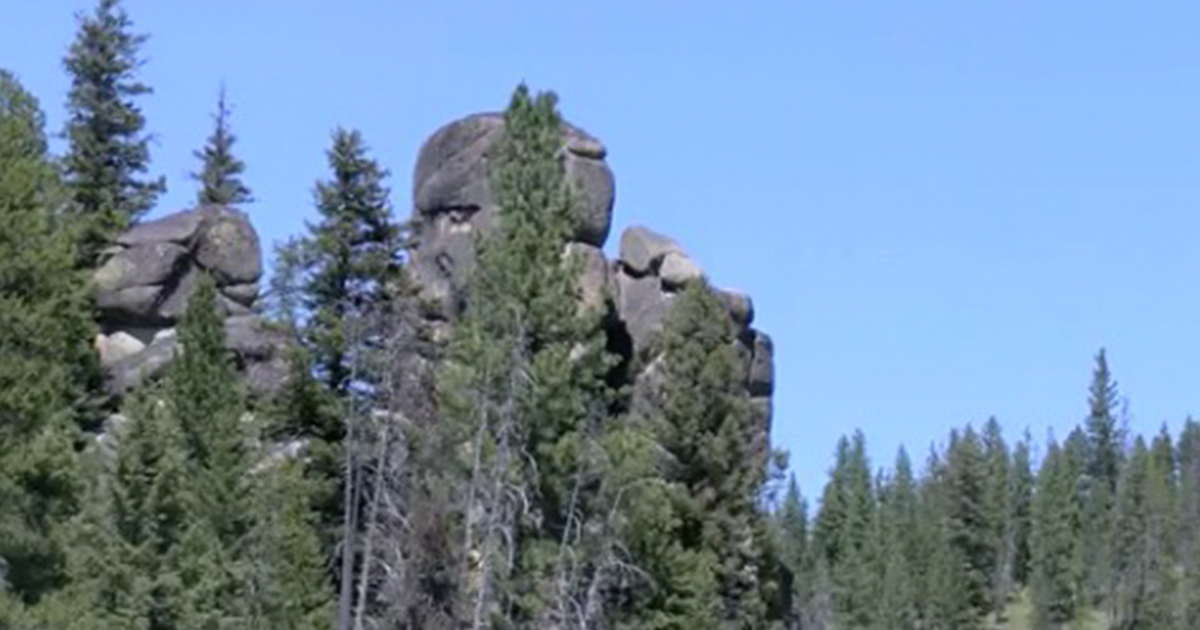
[815,431,877,630]
[877,448,920,630]
[1081,349,1122,606]
[192,85,253,207]
[981,417,1013,616]
[0,69,96,605]
[943,426,990,622]
[62,0,164,262]
[440,85,620,629]
[1009,430,1035,588]
[776,475,810,628]
[1178,418,1200,628]
[1031,438,1082,628]
[1110,437,1181,630]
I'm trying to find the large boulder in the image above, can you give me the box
[94,205,283,402]
[410,112,616,317]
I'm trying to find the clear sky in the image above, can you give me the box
[4,1,1200,500]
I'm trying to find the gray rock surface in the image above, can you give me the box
[659,251,704,289]
[410,112,616,317]
[619,226,682,276]
[95,205,285,401]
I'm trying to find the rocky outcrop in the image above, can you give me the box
[408,113,775,439]
[93,206,288,399]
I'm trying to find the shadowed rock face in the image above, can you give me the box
[407,113,775,441]
[93,205,287,399]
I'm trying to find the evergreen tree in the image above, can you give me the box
[1009,430,1035,588]
[877,448,919,630]
[1178,418,1200,628]
[440,85,622,629]
[776,475,809,628]
[916,443,976,630]
[942,426,989,625]
[1081,349,1122,606]
[192,85,253,207]
[1110,437,1181,630]
[980,417,1013,616]
[46,389,190,630]
[0,69,97,605]
[303,128,399,395]
[814,431,877,630]
[1030,438,1082,629]
[62,0,164,262]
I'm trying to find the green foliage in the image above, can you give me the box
[1009,431,1035,588]
[815,431,877,630]
[0,69,96,605]
[877,448,920,630]
[62,0,164,262]
[1031,439,1082,628]
[192,86,253,207]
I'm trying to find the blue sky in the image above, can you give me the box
[4,1,1200,499]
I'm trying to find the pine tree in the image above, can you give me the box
[45,389,190,630]
[1178,418,1200,628]
[1081,349,1122,606]
[192,85,253,207]
[304,128,399,396]
[1009,430,1035,588]
[814,431,877,630]
[916,443,976,630]
[981,417,1013,617]
[877,448,920,630]
[0,69,97,605]
[1030,437,1082,628]
[167,275,256,626]
[1110,437,1181,630]
[62,0,164,262]
[439,85,621,629]
[776,474,808,627]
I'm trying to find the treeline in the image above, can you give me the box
[779,350,1200,630]
[0,2,784,629]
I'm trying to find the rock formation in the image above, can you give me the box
[90,114,774,447]
[93,205,288,399]
[409,113,775,435]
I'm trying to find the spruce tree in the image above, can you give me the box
[776,475,810,629]
[1110,437,1181,630]
[943,426,990,625]
[1178,418,1200,628]
[877,448,920,630]
[0,69,96,605]
[62,0,164,262]
[192,85,253,207]
[981,417,1013,616]
[814,431,877,630]
[440,85,620,629]
[1081,349,1122,606]
[1009,430,1035,588]
[1030,438,1082,628]
[304,128,399,395]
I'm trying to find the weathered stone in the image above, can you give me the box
[93,241,189,294]
[619,226,682,275]
[225,316,284,361]
[221,282,260,307]
[748,330,774,397]
[244,356,290,398]
[659,251,704,289]
[117,211,203,247]
[564,242,610,313]
[413,113,503,219]
[716,290,754,328]
[96,331,147,367]
[616,271,673,356]
[107,339,177,395]
[194,206,262,285]
[155,266,200,322]
[95,285,165,322]
[564,155,615,246]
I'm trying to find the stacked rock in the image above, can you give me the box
[92,205,288,398]
[407,113,775,445]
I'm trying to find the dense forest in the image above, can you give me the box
[0,2,1198,630]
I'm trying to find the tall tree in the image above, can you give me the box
[62,0,164,262]
[877,448,920,630]
[942,426,989,625]
[192,85,253,207]
[1110,437,1181,630]
[776,475,810,629]
[1081,348,1122,605]
[0,69,96,605]
[1030,437,1083,629]
[815,431,877,630]
[1009,430,1035,588]
[1178,418,1200,628]
[439,85,622,629]
[981,417,1013,617]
